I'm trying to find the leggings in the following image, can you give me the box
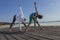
[9,15,26,29]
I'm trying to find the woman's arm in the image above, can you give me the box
[34,1,38,15]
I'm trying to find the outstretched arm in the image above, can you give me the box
[34,1,38,15]
[33,1,38,31]
[19,4,24,18]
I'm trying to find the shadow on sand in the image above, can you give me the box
[0,30,25,34]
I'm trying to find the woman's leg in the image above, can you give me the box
[34,20,36,31]
[19,21,22,31]
[22,22,27,29]
[26,16,32,31]
[9,15,16,31]
[9,19,16,29]
[22,22,26,28]
[36,21,43,30]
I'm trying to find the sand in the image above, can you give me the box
[0,25,60,40]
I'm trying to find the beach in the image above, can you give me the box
[0,24,60,40]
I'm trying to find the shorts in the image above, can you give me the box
[29,16,38,23]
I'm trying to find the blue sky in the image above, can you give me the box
[0,0,60,22]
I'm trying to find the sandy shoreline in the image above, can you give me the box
[0,24,60,29]
[0,25,60,40]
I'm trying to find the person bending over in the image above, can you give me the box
[27,12,43,31]
[9,15,26,32]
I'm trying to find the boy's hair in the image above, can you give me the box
[38,15,43,19]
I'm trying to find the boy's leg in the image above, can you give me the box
[36,21,43,30]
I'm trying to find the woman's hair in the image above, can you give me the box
[38,15,43,19]
[24,18,26,21]
[13,15,16,20]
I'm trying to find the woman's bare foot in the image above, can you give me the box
[40,28,44,30]
[9,29,12,32]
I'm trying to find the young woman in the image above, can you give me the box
[9,5,27,32]
[26,1,44,31]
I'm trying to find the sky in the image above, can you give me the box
[0,0,60,22]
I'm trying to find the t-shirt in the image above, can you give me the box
[30,12,37,19]
[16,6,24,23]
[30,13,36,17]
[16,14,24,23]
